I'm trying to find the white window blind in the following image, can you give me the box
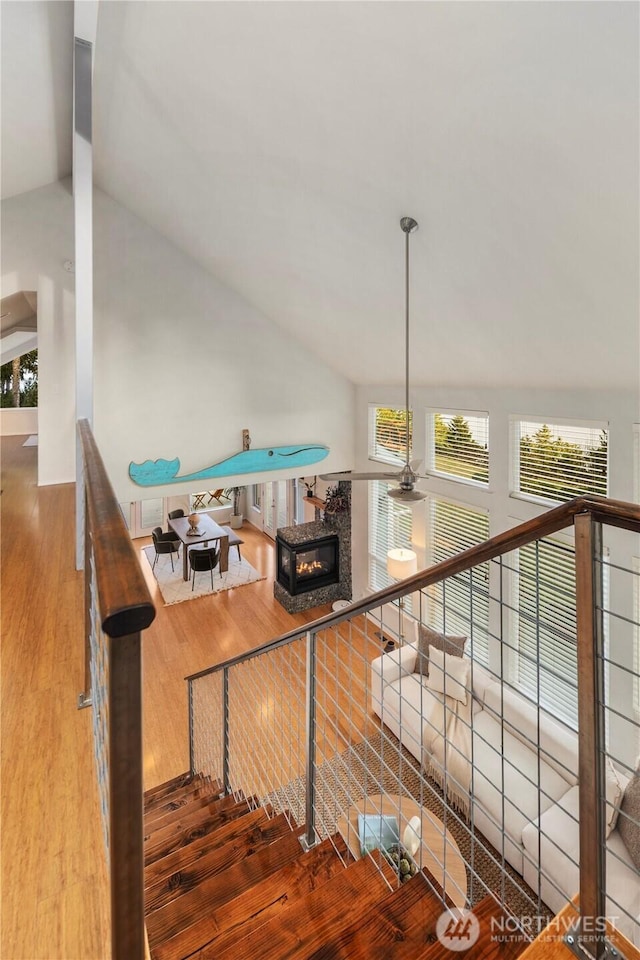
[368,405,412,466]
[515,537,578,727]
[426,498,490,666]
[634,425,640,504]
[512,418,608,504]
[634,558,640,720]
[430,411,489,485]
[368,481,413,604]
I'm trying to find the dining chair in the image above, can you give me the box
[189,544,221,591]
[168,508,185,520]
[151,527,180,572]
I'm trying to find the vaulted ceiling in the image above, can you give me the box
[2,1,638,392]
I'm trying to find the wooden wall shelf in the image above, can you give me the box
[305,496,326,510]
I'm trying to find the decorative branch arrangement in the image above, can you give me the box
[323,484,349,515]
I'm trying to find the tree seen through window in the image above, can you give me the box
[518,422,608,502]
[1,350,38,408]
[433,412,489,483]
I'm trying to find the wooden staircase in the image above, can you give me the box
[144,773,529,960]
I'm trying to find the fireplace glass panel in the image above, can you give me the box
[276,534,339,595]
[296,544,334,581]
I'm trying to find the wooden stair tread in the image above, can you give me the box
[145,808,269,886]
[144,796,254,866]
[415,895,529,960]
[145,812,296,914]
[208,854,388,960]
[469,897,530,960]
[146,827,306,946]
[145,791,241,840]
[145,781,217,821]
[302,872,445,960]
[144,773,199,805]
[145,792,228,834]
[151,834,351,960]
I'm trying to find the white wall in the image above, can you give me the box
[0,408,38,436]
[1,180,356,493]
[92,190,355,502]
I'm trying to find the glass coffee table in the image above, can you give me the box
[337,792,467,908]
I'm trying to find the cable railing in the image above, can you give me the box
[187,495,640,959]
[77,419,156,960]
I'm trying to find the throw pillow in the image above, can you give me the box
[426,647,470,705]
[605,758,624,837]
[618,758,640,870]
[415,624,466,677]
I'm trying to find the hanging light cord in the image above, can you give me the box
[404,225,411,468]
[400,216,417,469]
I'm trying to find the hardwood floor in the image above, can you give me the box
[0,434,363,960]
[138,515,337,790]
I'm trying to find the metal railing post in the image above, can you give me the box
[301,629,319,851]
[187,680,195,776]
[77,498,93,709]
[222,668,230,795]
[573,512,607,958]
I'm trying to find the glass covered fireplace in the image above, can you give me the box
[276,534,339,596]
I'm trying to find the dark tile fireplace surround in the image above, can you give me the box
[273,482,351,614]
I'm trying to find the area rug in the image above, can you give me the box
[22,435,38,446]
[264,731,553,928]
[141,546,265,605]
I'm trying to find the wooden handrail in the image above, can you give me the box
[188,494,640,682]
[78,419,155,637]
[78,419,155,960]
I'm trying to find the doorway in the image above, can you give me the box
[119,497,166,539]
[261,479,305,539]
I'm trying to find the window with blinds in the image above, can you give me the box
[368,481,413,605]
[514,537,578,727]
[425,498,491,666]
[512,418,608,504]
[369,405,413,465]
[429,411,489,485]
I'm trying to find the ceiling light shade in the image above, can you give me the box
[386,547,418,581]
[387,486,428,502]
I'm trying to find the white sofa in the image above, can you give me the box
[371,641,640,946]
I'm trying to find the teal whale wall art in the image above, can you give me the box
[129,443,330,487]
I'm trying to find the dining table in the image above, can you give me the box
[168,514,230,581]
